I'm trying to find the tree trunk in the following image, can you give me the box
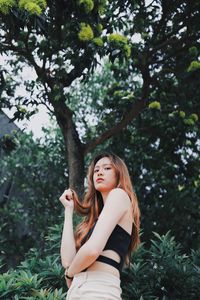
[64,119,85,198]
[54,102,85,198]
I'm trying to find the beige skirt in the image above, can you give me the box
[66,270,122,300]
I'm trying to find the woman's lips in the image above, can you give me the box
[96,178,104,182]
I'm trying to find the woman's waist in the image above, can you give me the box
[85,260,120,278]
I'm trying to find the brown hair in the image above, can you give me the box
[72,152,141,268]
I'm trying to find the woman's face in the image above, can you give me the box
[93,157,117,193]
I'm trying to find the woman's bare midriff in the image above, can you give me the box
[86,249,121,278]
[85,206,133,279]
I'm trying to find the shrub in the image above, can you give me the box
[121,231,200,300]
[1,226,199,299]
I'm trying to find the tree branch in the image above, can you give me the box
[150,35,197,65]
[149,30,193,55]
[1,44,43,75]
[60,50,94,87]
[84,97,148,154]
[84,59,151,155]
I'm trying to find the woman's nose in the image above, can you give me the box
[97,169,103,176]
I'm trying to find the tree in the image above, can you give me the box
[0,127,68,268]
[61,59,200,251]
[0,0,200,198]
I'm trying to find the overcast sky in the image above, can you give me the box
[1,54,51,139]
[3,106,51,139]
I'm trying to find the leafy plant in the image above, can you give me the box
[1,227,199,299]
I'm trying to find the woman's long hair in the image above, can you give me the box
[72,153,141,268]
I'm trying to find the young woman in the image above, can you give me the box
[60,153,141,300]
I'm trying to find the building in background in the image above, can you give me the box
[0,109,20,204]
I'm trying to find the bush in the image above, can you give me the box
[0,129,67,270]
[121,232,200,300]
[0,224,67,299]
[0,225,199,299]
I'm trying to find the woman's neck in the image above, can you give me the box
[101,191,109,204]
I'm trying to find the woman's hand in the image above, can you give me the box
[66,277,73,289]
[64,267,73,289]
[59,188,74,213]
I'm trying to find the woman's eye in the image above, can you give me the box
[94,169,99,173]
[105,167,111,170]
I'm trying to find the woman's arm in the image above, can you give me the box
[60,208,77,268]
[67,241,98,277]
[60,189,77,268]
[67,188,130,277]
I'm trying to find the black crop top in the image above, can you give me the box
[81,219,131,275]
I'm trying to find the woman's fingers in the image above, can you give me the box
[60,189,71,201]
[64,188,73,199]
[65,188,74,199]
[59,188,75,209]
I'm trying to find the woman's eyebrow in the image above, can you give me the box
[94,163,112,169]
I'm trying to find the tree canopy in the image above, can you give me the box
[0,3,200,299]
[1,0,199,195]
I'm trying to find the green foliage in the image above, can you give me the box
[78,23,94,41]
[148,101,161,110]
[79,0,94,14]
[123,44,131,58]
[0,2,200,290]
[98,0,107,15]
[93,37,104,47]
[0,217,78,299]
[0,126,68,269]
[66,57,200,252]
[183,118,195,126]
[0,229,199,299]
[122,232,200,299]
[0,132,18,153]
[18,0,47,15]
[179,111,185,118]
[96,23,103,34]
[190,113,198,122]
[0,0,131,129]
[189,46,198,57]
[108,33,128,45]
[187,61,200,72]
[0,0,15,14]
[108,33,131,59]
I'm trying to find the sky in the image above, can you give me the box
[1,54,51,139]
[3,105,51,139]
